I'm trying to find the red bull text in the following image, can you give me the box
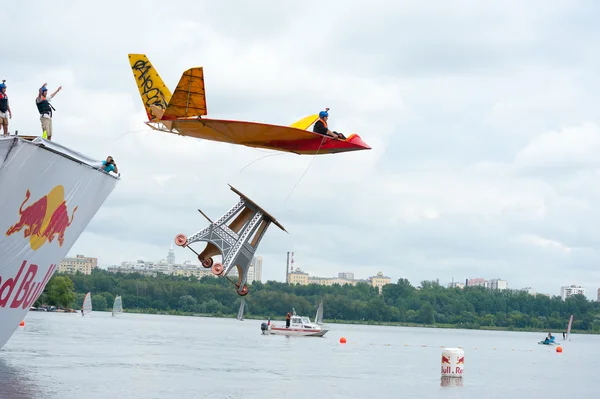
[0,261,56,309]
[441,350,464,377]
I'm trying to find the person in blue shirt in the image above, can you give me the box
[542,332,554,344]
[101,156,118,174]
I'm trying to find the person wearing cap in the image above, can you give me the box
[313,108,346,140]
[0,80,12,136]
[36,83,62,140]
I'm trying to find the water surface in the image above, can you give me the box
[0,312,594,398]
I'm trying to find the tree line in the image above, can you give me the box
[35,269,600,333]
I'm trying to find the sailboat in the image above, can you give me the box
[565,314,573,340]
[314,300,324,325]
[112,295,123,317]
[237,299,246,321]
[82,292,92,317]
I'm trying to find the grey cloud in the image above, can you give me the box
[2,1,598,297]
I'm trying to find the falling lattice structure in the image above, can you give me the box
[175,184,287,296]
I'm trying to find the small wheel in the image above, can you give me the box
[237,285,249,296]
[175,234,187,247]
[211,262,224,276]
[198,255,213,268]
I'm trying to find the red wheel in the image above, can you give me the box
[211,262,224,276]
[175,234,187,247]
[198,255,213,268]
[237,285,249,296]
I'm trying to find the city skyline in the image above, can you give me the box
[65,248,597,300]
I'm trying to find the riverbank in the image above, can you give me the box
[100,308,600,335]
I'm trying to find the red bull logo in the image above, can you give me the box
[457,356,464,364]
[0,261,56,309]
[442,355,450,364]
[5,185,78,250]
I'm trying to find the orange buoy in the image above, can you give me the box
[556,346,563,353]
[19,320,25,326]
[340,337,347,344]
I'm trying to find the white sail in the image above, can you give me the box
[112,295,123,317]
[315,301,323,325]
[566,314,573,339]
[82,292,92,316]
[237,299,245,321]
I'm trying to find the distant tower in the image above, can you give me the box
[167,242,175,265]
[286,251,290,284]
[255,256,263,283]
[291,252,295,272]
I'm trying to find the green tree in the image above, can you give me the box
[39,269,600,332]
[418,303,435,324]
[481,314,496,327]
[92,294,108,311]
[178,295,197,312]
[47,276,76,308]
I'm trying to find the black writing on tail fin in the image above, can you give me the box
[128,54,172,121]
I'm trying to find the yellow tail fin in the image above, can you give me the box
[290,114,319,130]
[128,54,172,121]
[162,67,208,120]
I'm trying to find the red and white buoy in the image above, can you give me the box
[441,347,464,378]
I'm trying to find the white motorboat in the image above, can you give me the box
[266,307,328,337]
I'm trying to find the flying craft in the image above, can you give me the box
[127,53,371,155]
[174,184,286,296]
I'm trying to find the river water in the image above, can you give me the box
[0,311,594,398]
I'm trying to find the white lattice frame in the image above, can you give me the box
[222,210,264,281]
[183,199,270,291]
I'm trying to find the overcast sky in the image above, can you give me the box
[2,1,600,298]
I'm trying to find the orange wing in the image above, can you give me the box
[168,118,371,155]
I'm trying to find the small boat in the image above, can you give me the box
[261,318,271,335]
[266,307,328,337]
[564,315,573,340]
[237,299,246,321]
[112,295,123,317]
[538,335,557,345]
[82,292,92,317]
[315,300,324,326]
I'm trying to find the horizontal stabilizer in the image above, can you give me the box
[162,67,208,120]
[290,114,319,130]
